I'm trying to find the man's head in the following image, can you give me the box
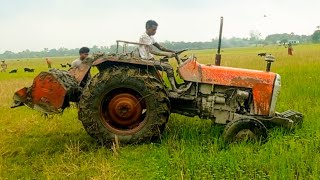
[145,20,158,36]
[79,47,90,60]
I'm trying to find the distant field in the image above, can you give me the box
[1,44,320,179]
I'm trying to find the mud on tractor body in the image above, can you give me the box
[12,45,303,144]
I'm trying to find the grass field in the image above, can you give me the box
[0,44,320,179]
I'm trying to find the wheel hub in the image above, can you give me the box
[107,93,142,127]
[235,129,256,140]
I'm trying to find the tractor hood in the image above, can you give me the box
[178,59,277,115]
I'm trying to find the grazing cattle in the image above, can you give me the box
[24,68,35,72]
[67,63,71,67]
[258,53,267,57]
[9,69,18,73]
[60,64,67,68]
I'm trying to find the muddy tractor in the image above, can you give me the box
[11,45,303,144]
[11,19,303,144]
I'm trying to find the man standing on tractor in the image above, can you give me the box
[71,47,90,68]
[138,20,184,92]
[71,47,91,87]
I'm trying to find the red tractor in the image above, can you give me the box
[11,20,303,144]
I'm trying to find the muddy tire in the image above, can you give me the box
[78,66,170,145]
[223,118,268,143]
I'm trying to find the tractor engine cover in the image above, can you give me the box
[178,59,277,116]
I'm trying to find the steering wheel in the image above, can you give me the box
[174,49,188,65]
[175,49,188,55]
[160,49,189,64]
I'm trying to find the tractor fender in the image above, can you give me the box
[92,57,162,81]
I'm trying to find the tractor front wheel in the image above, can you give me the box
[223,118,268,143]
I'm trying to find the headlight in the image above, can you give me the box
[269,74,281,116]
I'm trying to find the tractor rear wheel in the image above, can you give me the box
[223,118,268,143]
[78,66,170,145]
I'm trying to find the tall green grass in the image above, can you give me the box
[0,44,320,179]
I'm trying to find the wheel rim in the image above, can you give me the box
[100,89,147,135]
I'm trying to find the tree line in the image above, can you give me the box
[1,31,319,59]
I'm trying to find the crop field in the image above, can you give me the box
[0,44,320,179]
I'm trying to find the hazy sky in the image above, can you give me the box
[0,0,319,53]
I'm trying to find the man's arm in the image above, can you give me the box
[153,42,175,53]
[150,42,176,57]
[149,46,175,57]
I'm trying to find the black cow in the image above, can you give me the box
[258,53,267,57]
[24,68,35,72]
[9,69,18,73]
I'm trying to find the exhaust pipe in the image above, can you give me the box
[215,16,223,66]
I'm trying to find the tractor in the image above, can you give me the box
[11,19,303,145]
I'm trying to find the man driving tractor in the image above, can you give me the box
[138,20,176,59]
[138,20,187,93]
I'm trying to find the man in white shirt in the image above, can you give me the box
[71,47,91,87]
[71,47,90,68]
[138,20,176,60]
[138,20,188,93]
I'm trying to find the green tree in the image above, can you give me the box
[311,30,320,43]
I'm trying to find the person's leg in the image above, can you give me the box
[163,64,192,93]
[153,61,178,91]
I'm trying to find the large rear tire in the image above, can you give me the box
[79,66,170,145]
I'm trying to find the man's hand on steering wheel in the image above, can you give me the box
[163,52,176,58]
[161,49,188,65]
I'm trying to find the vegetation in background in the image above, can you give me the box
[0,31,317,59]
[311,30,320,43]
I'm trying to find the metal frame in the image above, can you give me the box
[116,40,149,54]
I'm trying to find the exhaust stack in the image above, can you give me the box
[215,16,223,66]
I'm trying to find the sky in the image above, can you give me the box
[0,0,319,53]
